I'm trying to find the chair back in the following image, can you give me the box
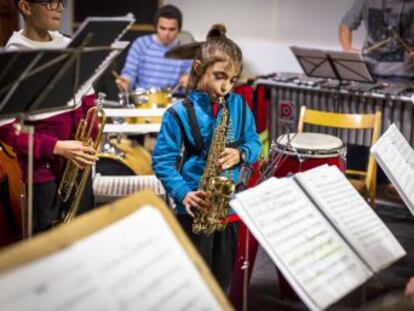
[297,106,382,207]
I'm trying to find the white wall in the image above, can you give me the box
[165,0,366,75]
[62,0,366,75]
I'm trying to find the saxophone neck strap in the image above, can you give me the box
[168,97,247,157]
[183,98,204,153]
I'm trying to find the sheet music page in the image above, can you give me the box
[231,177,371,311]
[295,165,406,272]
[0,206,222,311]
[371,124,414,214]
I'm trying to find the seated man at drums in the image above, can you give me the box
[115,4,192,93]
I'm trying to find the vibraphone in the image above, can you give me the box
[93,175,172,207]
[257,73,414,146]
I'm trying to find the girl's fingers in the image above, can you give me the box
[194,196,208,209]
[190,197,207,213]
[184,204,195,218]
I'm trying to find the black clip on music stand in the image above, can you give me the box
[290,46,375,111]
[0,15,134,238]
[0,49,81,239]
[0,47,121,238]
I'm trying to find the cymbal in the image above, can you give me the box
[165,41,203,60]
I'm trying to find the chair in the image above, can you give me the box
[297,106,382,207]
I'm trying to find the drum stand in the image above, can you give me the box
[13,121,34,238]
[231,139,291,311]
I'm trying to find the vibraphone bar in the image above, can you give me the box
[93,175,170,206]
[257,73,414,146]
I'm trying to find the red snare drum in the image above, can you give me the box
[275,132,346,177]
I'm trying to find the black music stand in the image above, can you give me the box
[0,45,126,238]
[0,14,133,238]
[290,46,375,112]
[290,46,375,84]
[0,49,76,118]
[69,15,134,87]
[0,14,135,117]
[69,15,134,48]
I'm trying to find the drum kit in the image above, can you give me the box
[97,41,201,178]
[97,138,153,176]
[94,89,168,202]
[119,87,173,124]
[96,88,171,178]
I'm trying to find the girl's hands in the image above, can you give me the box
[217,147,241,170]
[183,190,208,217]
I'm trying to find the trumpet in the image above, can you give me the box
[57,93,106,224]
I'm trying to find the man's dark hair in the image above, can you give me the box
[154,4,183,30]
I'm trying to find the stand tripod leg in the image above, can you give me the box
[26,125,33,238]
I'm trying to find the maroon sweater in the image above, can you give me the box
[0,94,96,184]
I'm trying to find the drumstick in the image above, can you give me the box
[111,70,119,79]
[112,70,132,107]
[170,82,181,96]
[396,36,412,54]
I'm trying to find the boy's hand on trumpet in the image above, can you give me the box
[53,140,98,169]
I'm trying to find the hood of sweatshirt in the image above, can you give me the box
[5,30,70,50]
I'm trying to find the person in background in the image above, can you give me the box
[152,24,261,291]
[115,4,192,92]
[339,0,414,81]
[0,0,97,234]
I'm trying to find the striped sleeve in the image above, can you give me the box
[121,38,145,86]
[180,59,193,75]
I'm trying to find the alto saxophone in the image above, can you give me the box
[57,93,107,224]
[192,97,235,235]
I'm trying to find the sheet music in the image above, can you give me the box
[371,124,414,214]
[374,123,414,169]
[0,206,221,311]
[231,177,371,311]
[295,165,406,272]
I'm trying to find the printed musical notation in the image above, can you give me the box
[295,165,406,272]
[0,206,221,311]
[371,124,414,213]
[232,177,372,311]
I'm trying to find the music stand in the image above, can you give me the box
[0,49,76,118]
[69,15,134,48]
[0,41,127,237]
[290,46,375,83]
[290,46,375,111]
[328,50,375,83]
